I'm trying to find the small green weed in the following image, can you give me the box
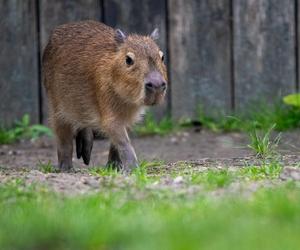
[37,160,57,173]
[0,114,52,144]
[247,124,281,158]
[283,93,300,107]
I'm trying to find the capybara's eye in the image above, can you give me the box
[159,51,164,62]
[126,55,134,66]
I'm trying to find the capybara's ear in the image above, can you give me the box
[115,29,127,43]
[150,28,159,40]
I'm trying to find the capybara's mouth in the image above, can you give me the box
[144,92,165,106]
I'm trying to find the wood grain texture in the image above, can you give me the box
[169,0,232,120]
[1,0,299,126]
[0,0,39,126]
[234,0,296,111]
[39,0,101,50]
[103,0,168,119]
[39,0,101,123]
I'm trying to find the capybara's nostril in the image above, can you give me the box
[145,82,155,91]
[161,82,167,91]
[145,81,166,92]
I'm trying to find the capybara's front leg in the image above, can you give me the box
[118,142,138,173]
[54,120,74,171]
[106,127,138,172]
[106,144,122,170]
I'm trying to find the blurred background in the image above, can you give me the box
[0,0,298,126]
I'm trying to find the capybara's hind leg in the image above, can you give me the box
[76,128,94,165]
[106,144,122,170]
[54,120,74,171]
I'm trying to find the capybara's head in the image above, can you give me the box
[111,29,167,106]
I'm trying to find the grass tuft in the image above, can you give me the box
[37,160,57,173]
[247,124,281,158]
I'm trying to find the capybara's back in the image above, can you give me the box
[43,21,116,129]
[43,20,167,171]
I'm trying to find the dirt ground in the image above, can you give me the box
[1,129,300,195]
[1,128,300,168]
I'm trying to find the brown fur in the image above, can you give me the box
[42,20,167,171]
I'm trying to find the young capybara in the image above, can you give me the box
[42,20,167,172]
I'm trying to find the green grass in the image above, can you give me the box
[197,102,300,132]
[0,114,52,144]
[190,169,234,188]
[0,157,293,250]
[37,160,57,173]
[134,112,176,136]
[0,179,300,250]
[89,160,164,187]
[89,165,119,177]
[134,101,300,136]
[186,160,283,189]
[247,124,281,158]
[197,108,242,132]
[240,161,283,180]
[2,100,299,142]
[89,160,164,176]
[89,159,283,190]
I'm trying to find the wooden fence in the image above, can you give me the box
[0,0,298,126]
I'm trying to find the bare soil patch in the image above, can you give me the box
[1,129,300,195]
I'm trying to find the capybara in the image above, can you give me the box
[42,20,167,172]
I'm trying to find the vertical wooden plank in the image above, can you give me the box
[0,0,39,127]
[103,0,168,119]
[39,0,101,50]
[39,0,101,123]
[169,0,232,121]
[234,0,296,111]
